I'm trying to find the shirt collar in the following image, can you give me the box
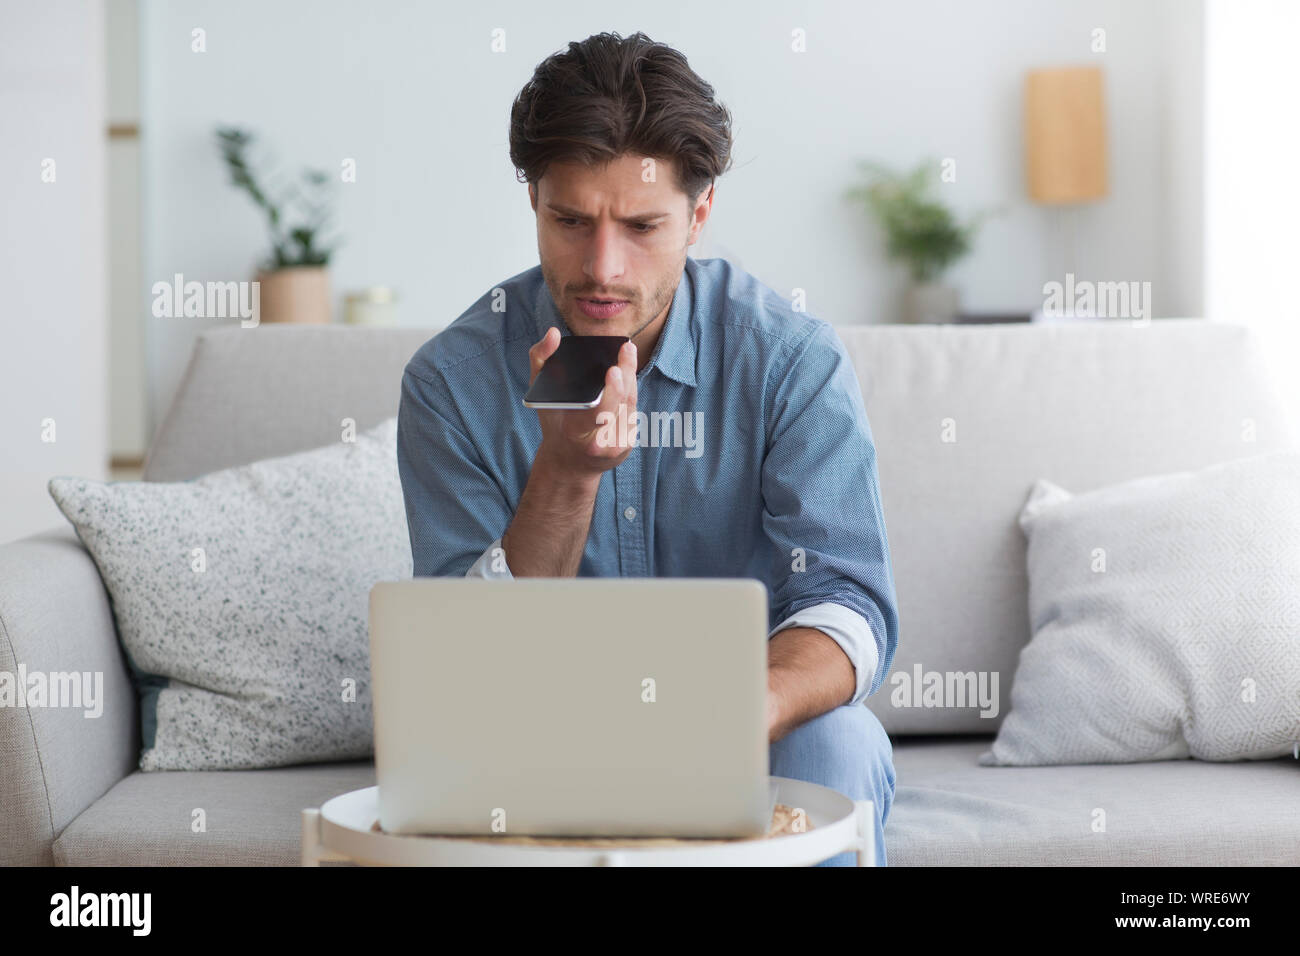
[532,260,697,388]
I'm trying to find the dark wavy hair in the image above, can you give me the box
[508,32,734,204]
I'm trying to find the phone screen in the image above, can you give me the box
[522,334,629,408]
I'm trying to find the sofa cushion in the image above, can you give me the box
[53,761,375,865]
[47,418,412,772]
[144,326,434,482]
[887,737,1300,865]
[980,450,1300,766]
[850,319,1297,734]
[54,739,1300,866]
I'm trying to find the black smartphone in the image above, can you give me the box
[522,334,629,409]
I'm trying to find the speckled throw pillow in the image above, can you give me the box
[47,418,412,771]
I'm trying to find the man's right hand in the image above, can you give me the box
[499,327,637,577]
[528,326,639,478]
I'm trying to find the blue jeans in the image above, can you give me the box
[769,702,896,866]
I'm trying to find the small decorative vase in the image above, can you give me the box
[903,281,960,324]
[256,266,331,324]
[343,287,397,325]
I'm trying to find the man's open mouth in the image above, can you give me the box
[576,296,631,318]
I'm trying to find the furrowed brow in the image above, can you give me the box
[545,202,669,224]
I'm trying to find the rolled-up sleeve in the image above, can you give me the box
[760,322,899,705]
[769,602,879,705]
[396,367,514,577]
[465,537,514,579]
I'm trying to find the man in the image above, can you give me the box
[397,31,898,866]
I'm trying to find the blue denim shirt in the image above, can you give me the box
[396,256,899,704]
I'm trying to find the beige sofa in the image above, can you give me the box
[3,317,1297,865]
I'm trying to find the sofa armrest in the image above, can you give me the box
[0,526,138,864]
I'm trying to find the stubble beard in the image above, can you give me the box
[541,254,685,342]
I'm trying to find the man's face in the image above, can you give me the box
[530,154,713,345]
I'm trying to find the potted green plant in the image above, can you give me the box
[215,127,340,323]
[846,159,997,324]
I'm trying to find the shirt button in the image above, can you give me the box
[623,506,637,521]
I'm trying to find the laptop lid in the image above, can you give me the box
[369,577,770,838]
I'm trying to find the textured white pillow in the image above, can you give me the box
[48,418,411,771]
[980,451,1300,766]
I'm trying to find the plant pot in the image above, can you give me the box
[903,281,960,324]
[256,266,331,324]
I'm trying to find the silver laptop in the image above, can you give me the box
[369,578,772,838]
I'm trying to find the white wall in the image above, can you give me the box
[107,0,148,461]
[140,0,1204,430]
[0,0,107,544]
[1205,0,1300,433]
[1159,0,1204,319]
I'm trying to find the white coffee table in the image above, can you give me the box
[302,776,875,866]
